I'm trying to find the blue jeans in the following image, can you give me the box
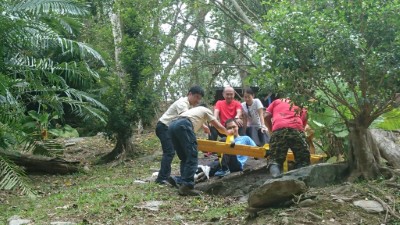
[168,118,198,188]
[155,121,175,182]
[209,154,242,176]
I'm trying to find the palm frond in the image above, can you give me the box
[13,0,88,16]
[76,104,108,124]
[1,0,108,149]
[65,88,109,112]
[55,17,75,35]
[0,154,35,197]
[9,35,107,67]
[59,94,108,124]
[24,140,64,156]
[57,37,106,65]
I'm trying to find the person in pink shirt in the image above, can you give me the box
[209,86,244,141]
[265,98,310,178]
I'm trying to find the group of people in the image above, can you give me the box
[155,85,310,196]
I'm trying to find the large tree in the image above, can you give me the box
[96,0,158,162]
[253,0,400,179]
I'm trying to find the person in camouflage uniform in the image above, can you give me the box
[265,98,310,178]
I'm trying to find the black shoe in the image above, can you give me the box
[269,164,282,178]
[155,179,170,186]
[167,176,180,189]
[178,185,201,196]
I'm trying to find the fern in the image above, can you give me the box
[13,0,88,16]
[25,140,64,156]
[0,154,35,198]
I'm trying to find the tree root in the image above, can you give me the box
[350,182,400,221]
[378,166,394,179]
[347,171,363,182]
[292,193,304,204]
[307,211,323,221]
[97,146,125,164]
[385,182,400,189]
[367,193,400,221]
[377,166,400,182]
[393,169,400,177]
[367,184,394,203]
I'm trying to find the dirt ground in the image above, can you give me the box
[2,133,398,225]
[58,134,400,225]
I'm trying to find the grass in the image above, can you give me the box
[1,133,400,224]
[0,149,249,224]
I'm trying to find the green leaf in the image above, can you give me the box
[335,130,349,138]
[0,154,35,197]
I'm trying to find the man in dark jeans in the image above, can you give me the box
[155,86,206,185]
[169,105,232,196]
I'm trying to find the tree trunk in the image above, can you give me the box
[348,123,381,179]
[98,134,135,164]
[109,9,124,79]
[239,32,247,93]
[370,129,400,169]
[229,0,254,28]
[0,151,80,174]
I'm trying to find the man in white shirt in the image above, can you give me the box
[155,86,205,185]
[169,105,233,196]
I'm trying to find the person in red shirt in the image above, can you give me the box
[209,86,244,141]
[265,98,310,178]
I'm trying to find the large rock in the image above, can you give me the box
[196,161,348,196]
[248,177,307,208]
[284,162,349,187]
[195,160,269,196]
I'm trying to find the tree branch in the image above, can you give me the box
[228,0,255,28]
[160,8,209,87]
[237,0,263,25]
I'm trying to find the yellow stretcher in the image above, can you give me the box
[197,138,325,171]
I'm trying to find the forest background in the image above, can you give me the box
[0,0,400,224]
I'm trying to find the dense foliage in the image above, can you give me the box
[0,0,108,194]
[253,0,400,178]
[2,0,400,195]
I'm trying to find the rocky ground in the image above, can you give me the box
[65,134,400,224]
[1,133,400,224]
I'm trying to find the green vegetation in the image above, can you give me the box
[253,0,400,179]
[1,134,398,224]
[0,154,248,224]
[0,0,108,195]
[0,0,399,223]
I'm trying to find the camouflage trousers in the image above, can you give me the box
[268,128,310,169]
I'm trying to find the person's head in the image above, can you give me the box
[243,88,255,105]
[187,85,204,106]
[225,118,239,137]
[222,86,235,103]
